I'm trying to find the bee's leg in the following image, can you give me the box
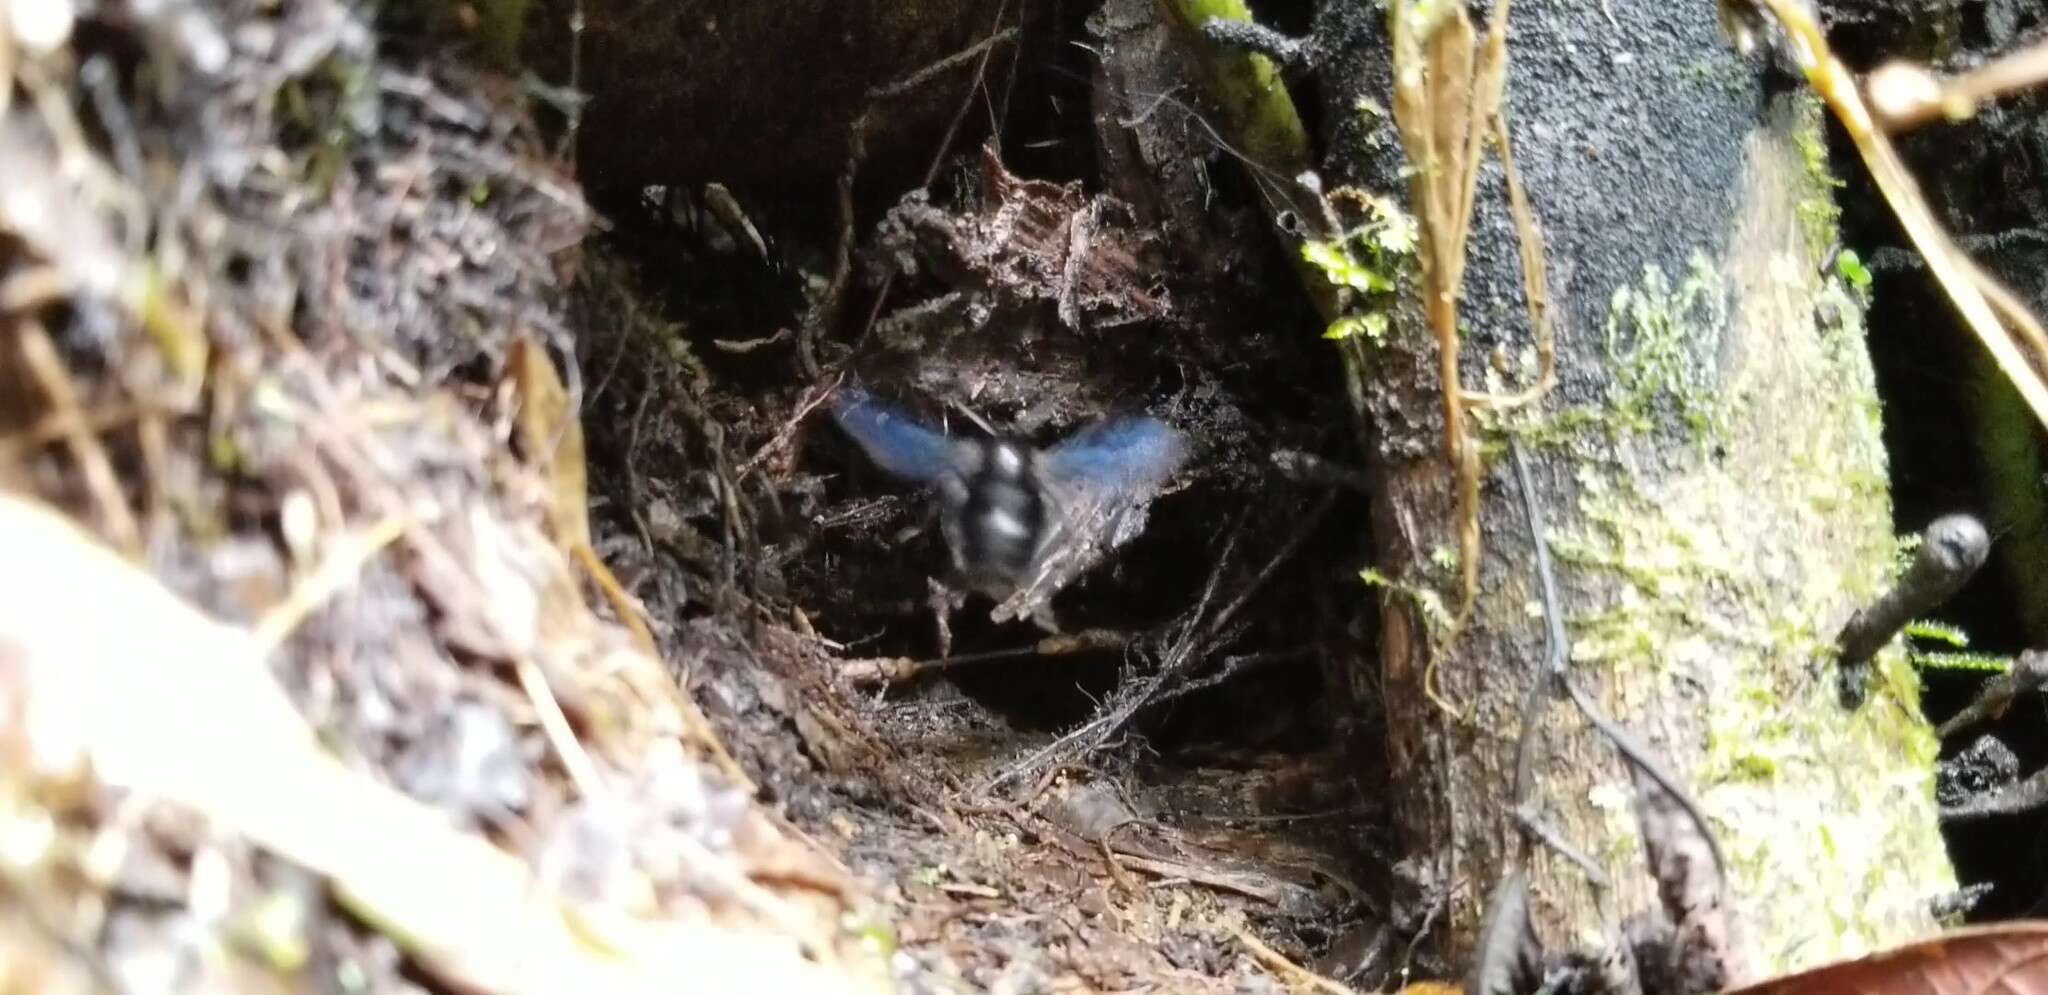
[926,577,964,659]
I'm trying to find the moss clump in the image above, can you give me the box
[1507,253,1735,451]
[1603,254,1735,443]
[1792,104,1845,268]
[1302,195,1417,347]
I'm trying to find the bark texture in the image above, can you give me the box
[1346,0,1955,972]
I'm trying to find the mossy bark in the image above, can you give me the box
[1152,0,1953,965]
[1345,3,1954,975]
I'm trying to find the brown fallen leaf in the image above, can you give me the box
[1730,922,2048,995]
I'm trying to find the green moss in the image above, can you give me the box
[1604,255,1734,442]
[1363,567,1454,636]
[1303,199,1416,348]
[1911,650,2013,673]
[1509,253,1734,450]
[1160,0,1313,222]
[1792,104,1846,267]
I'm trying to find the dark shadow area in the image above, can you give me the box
[1828,0,2048,919]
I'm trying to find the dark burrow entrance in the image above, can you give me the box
[559,0,1412,984]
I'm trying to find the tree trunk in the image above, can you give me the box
[1328,0,1953,974]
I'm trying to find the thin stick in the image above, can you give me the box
[1869,38,2048,133]
[18,319,142,552]
[514,655,607,802]
[1230,923,1363,995]
[1510,439,1725,878]
[252,515,408,652]
[1747,0,2048,430]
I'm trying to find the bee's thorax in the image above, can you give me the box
[941,439,1048,586]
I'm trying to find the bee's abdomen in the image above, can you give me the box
[943,440,1046,583]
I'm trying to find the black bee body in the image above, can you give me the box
[942,439,1049,591]
[829,385,1187,629]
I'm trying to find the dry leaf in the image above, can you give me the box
[507,334,590,551]
[1731,922,2048,995]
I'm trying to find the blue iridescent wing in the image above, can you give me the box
[830,386,957,483]
[1039,415,1187,497]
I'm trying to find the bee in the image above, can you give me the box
[830,385,1188,634]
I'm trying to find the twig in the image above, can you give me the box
[803,6,1018,387]
[571,541,658,654]
[557,0,585,160]
[1388,0,1534,643]
[839,628,1134,686]
[1941,760,2048,821]
[1835,513,1989,708]
[707,421,745,607]
[867,27,1021,100]
[17,318,142,553]
[1462,111,1556,410]
[1153,648,1310,704]
[0,399,162,464]
[1506,441,1609,889]
[1230,923,1362,995]
[1938,649,2048,739]
[252,515,408,652]
[1510,807,1609,887]
[1867,37,2048,133]
[738,375,840,479]
[1559,676,1726,878]
[514,655,607,802]
[1202,492,1334,639]
[1510,440,1725,879]
[948,761,1077,816]
[976,514,1249,795]
[1469,871,1541,995]
[710,328,793,353]
[1743,0,2048,431]
[972,484,1324,797]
